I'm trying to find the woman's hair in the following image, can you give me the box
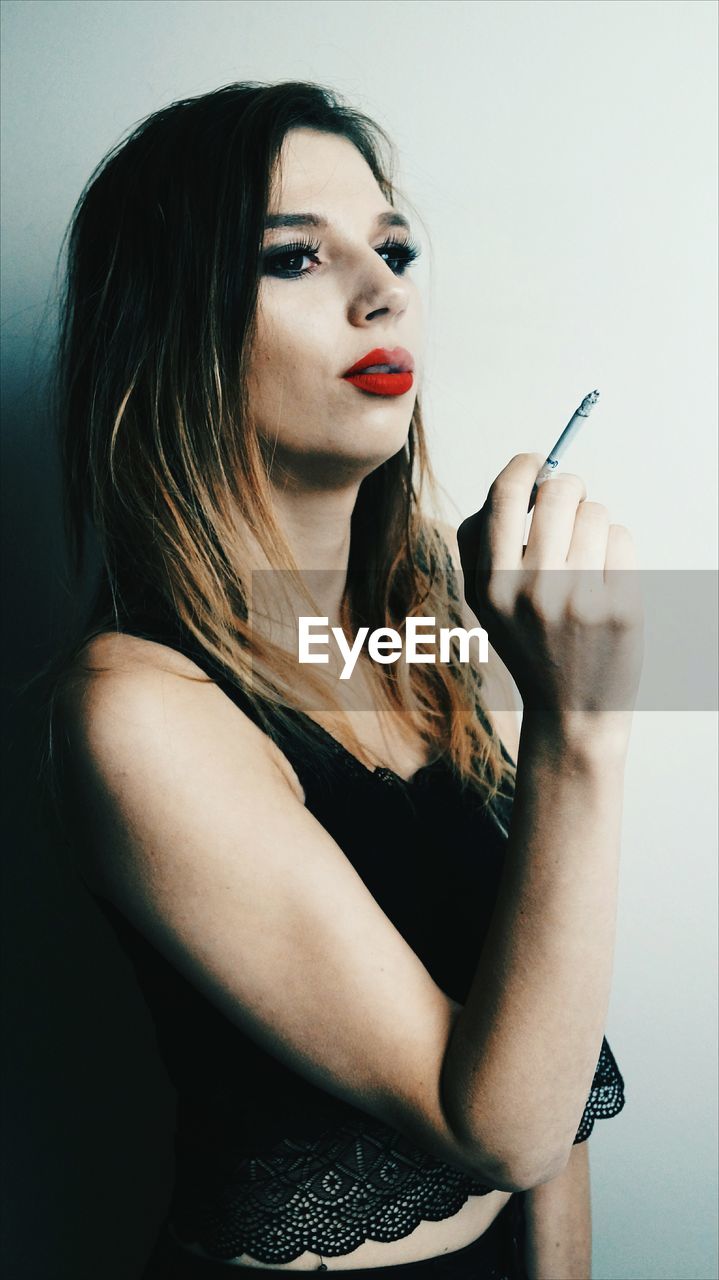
[40,80,515,825]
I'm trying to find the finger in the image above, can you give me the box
[565,500,610,570]
[523,473,588,568]
[482,453,545,571]
[456,509,485,585]
[604,523,643,622]
[604,523,638,572]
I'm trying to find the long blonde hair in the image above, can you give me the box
[39,80,515,824]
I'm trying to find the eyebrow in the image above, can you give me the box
[263,210,411,233]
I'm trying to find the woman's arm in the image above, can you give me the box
[522,1140,592,1279]
[64,454,639,1201]
[442,718,626,1185]
[438,454,642,1186]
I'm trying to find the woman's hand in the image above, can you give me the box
[456,453,644,753]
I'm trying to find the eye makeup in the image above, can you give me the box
[262,235,422,280]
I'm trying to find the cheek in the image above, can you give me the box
[260,326,336,392]
[247,334,334,430]
[260,282,340,354]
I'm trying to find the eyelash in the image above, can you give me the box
[262,235,422,280]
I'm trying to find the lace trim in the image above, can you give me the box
[171,1036,624,1264]
[171,1113,495,1264]
[573,1035,626,1144]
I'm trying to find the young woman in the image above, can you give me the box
[46,82,643,1277]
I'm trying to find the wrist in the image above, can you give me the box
[519,708,632,772]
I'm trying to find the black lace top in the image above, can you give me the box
[88,604,626,1265]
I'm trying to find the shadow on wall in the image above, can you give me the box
[2,351,175,1280]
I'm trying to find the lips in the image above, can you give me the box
[342,346,415,397]
[343,346,414,377]
[344,370,414,397]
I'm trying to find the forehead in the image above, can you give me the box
[271,128,384,211]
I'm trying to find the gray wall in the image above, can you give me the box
[2,3,717,1278]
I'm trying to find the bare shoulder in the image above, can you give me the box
[433,520,522,762]
[60,629,305,813]
[62,629,208,710]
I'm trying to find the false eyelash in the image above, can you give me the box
[263,235,422,278]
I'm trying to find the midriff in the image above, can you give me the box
[169,1188,515,1271]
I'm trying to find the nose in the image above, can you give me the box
[347,257,410,326]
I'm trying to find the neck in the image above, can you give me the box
[269,474,358,578]
[244,472,362,661]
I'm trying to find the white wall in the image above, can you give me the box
[2,3,717,1277]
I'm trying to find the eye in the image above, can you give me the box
[262,238,322,280]
[376,237,422,276]
[262,236,422,280]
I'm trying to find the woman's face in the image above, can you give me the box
[247,128,425,486]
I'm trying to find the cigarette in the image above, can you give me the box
[527,389,600,513]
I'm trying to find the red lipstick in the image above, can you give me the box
[342,346,415,398]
